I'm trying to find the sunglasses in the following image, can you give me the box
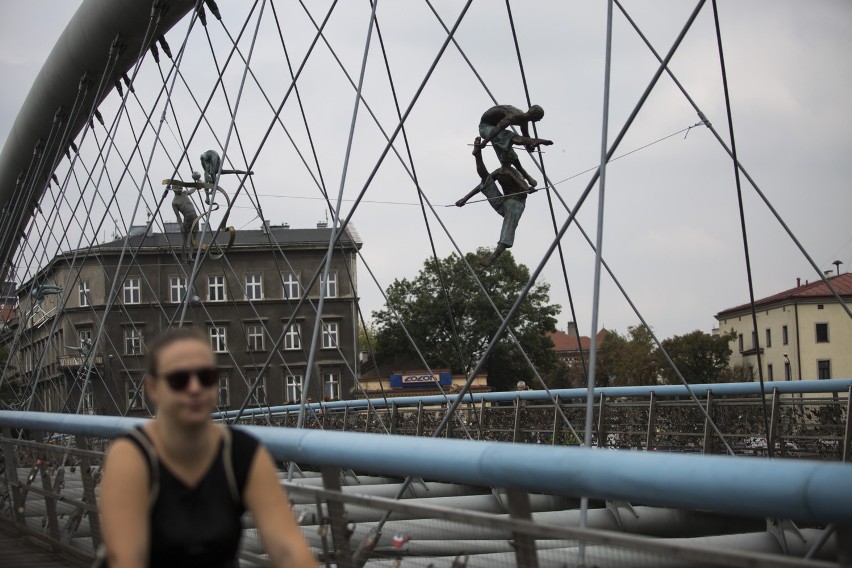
[162,367,218,391]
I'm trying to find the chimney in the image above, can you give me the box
[566,321,578,338]
[260,220,270,234]
[317,221,328,229]
[796,277,800,287]
[281,223,290,229]
[824,270,834,277]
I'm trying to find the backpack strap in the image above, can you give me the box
[219,425,240,506]
[124,427,160,510]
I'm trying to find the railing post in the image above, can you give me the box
[38,450,61,541]
[415,401,424,437]
[76,435,102,550]
[645,391,657,450]
[551,395,562,446]
[506,489,539,568]
[702,391,714,455]
[597,394,607,447]
[478,398,487,440]
[364,404,371,433]
[321,466,353,568]
[513,397,523,443]
[445,404,453,439]
[389,403,397,435]
[843,385,851,463]
[769,387,781,455]
[342,405,349,432]
[1,427,24,524]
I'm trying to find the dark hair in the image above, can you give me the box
[145,327,209,377]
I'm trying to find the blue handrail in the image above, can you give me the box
[1,410,850,524]
[213,378,852,419]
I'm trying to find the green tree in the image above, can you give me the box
[598,325,660,386]
[372,248,560,391]
[657,329,736,385]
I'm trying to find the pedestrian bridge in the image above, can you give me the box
[1,380,850,567]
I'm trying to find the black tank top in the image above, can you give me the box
[122,426,259,568]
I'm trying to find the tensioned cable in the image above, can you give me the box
[370,4,473,389]
[228,0,478,426]
[611,0,851,320]
[710,0,772,457]
[290,0,553,438]
[504,0,589,383]
[291,0,379,454]
[580,0,614,546]
[426,0,710,447]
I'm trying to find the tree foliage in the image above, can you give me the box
[597,325,737,386]
[658,329,736,385]
[371,249,560,391]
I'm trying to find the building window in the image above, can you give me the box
[170,276,187,303]
[249,375,267,406]
[210,326,227,353]
[124,328,143,355]
[815,323,829,343]
[765,329,772,348]
[286,374,303,403]
[218,375,230,407]
[751,331,757,350]
[784,361,792,381]
[207,276,226,302]
[767,364,774,381]
[78,328,92,349]
[126,378,144,411]
[817,304,824,310]
[321,272,337,298]
[323,372,340,401]
[284,324,301,351]
[79,281,90,307]
[782,325,788,346]
[123,278,140,304]
[282,272,300,300]
[82,390,95,415]
[738,334,743,352]
[322,321,339,349]
[245,274,263,301]
[246,325,265,351]
[817,360,831,380]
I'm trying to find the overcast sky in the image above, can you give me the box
[1,0,850,341]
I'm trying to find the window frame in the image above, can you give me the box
[126,377,144,411]
[246,325,265,352]
[321,272,338,299]
[250,374,268,406]
[218,374,230,407]
[124,328,143,355]
[322,321,339,349]
[170,276,187,303]
[767,363,773,381]
[817,359,831,380]
[209,326,227,353]
[245,274,264,301]
[79,281,90,307]
[123,277,141,304]
[282,272,300,300]
[815,323,829,343]
[782,325,789,346]
[323,371,340,401]
[284,323,301,351]
[286,373,303,403]
[207,275,226,302]
[765,328,772,349]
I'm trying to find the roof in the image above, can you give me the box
[91,225,362,251]
[716,273,852,318]
[549,328,607,353]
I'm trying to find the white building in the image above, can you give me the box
[715,273,852,382]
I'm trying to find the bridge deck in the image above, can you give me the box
[0,525,86,567]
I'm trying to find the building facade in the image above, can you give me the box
[715,273,852,382]
[5,222,362,415]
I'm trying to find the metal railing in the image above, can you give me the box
[220,380,852,462]
[0,409,851,566]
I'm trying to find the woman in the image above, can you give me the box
[100,328,317,567]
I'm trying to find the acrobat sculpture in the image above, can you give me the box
[456,136,535,267]
[476,104,552,188]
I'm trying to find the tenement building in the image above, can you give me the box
[6,222,362,415]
